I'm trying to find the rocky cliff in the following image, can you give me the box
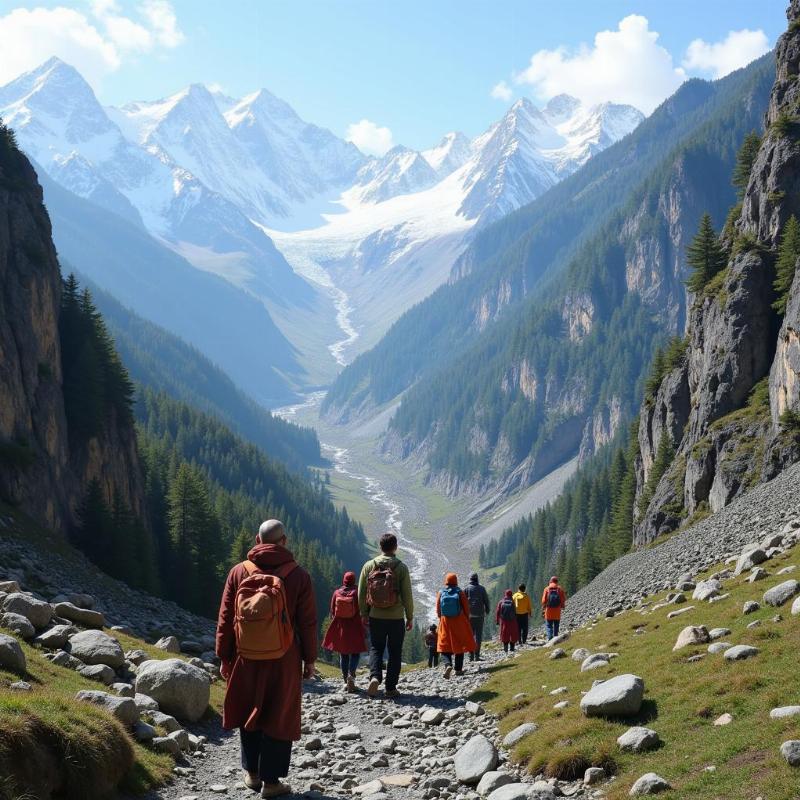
[0,125,145,533]
[634,0,800,545]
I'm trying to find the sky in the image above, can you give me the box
[0,1,789,154]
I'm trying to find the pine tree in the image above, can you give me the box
[685,213,728,294]
[732,132,761,199]
[773,215,800,314]
[71,479,114,573]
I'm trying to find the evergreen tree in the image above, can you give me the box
[71,479,114,572]
[685,214,728,293]
[773,215,800,314]
[732,132,761,199]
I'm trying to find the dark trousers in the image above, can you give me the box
[546,618,560,640]
[340,652,360,679]
[503,641,516,652]
[240,729,291,783]
[469,617,484,659]
[442,652,464,671]
[427,646,439,668]
[517,614,529,644]
[368,617,405,691]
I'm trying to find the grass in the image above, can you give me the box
[474,545,800,799]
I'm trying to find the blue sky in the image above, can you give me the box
[0,1,788,153]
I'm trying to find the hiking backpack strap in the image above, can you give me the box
[241,559,298,579]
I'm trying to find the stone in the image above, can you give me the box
[502,723,538,748]
[673,626,709,651]
[584,767,605,786]
[763,580,800,607]
[304,737,322,750]
[134,721,156,742]
[629,773,671,795]
[734,548,767,575]
[134,693,160,712]
[713,713,733,726]
[667,606,694,619]
[421,709,445,725]
[152,735,181,756]
[692,580,721,602]
[9,680,31,691]
[49,650,83,670]
[68,630,124,668]
[465,700,484,715]
[154,636,181,653]
[771,706,800,719]
[126,649,149,665]
[455,734,498,785]
[743,601,760,614]
[167,728,190,751]
[791,596,800,616]
[548,649,565,659]
[0,581,20,593]
[0,633,26,673]
[544,632,569,648]
[1,612,35,639]
[553,700,569,710]
[581,654,610,671]
[75,690,139,726]
[487,783,553,800]
[780,740,800,767]
[382,775,416,788]
[477,772,514,796]
[708,627,731,640]
[110,682,134,697]
[354,779,384,795]
[2,593,52,628]
[33,624,75,648]
[146,711,182,733]
[135,658,210,722]
[707,642,731,654]
[747,567,768,582]
[378,737,397,753]
[723,645,759,661]
[580,674,644,718]
[78,664,115,684]
[571,648,591,662]
[617,727,660,753]
[335,725,361,740]
[53,602,105,629]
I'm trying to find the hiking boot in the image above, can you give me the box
[385,688,400,698]
[455,670,465,677]
[443,665,453,679]
[367,677,380,697]
[244,772,262,790]
[261,783,291,798]
[346,675,356,692]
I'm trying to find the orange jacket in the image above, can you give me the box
[541,583,567,621]
[436,588,477,654]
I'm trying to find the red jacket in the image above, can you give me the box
[216,543,317,739]
[541,582,567,622]
[495,599,520,644]
[322,586,367,654]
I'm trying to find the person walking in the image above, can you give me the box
[512,583,532,645]
[425,624,439,668]
[436,573,477,678]
[541,575,567,640]
[464,572,490,662]
[358,532,414,698]
[322,571,367,692]
[216,519,317,799]
[496,589,519,652]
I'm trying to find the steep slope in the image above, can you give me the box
[634,1,800,544]
[0,124,145,534]
[324,59,773,419]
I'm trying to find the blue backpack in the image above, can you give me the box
[440,586,462,617]
[547,586,562,609]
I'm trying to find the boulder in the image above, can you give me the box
[734,548,767,575]
[617,726,660,753]
[110,682,134,697]
[455,734,498,785]
[707,642,731,654]
[2,593,52,628]
[151,735,181,757]
[420,709,444,725]
[672,626,709,651]
[487,783,554,800]
[49,650,83,670]
[747,567,768,582]
[708,627,731,640]
[134,721,156,742]
[571,648,591,662]
[763,580,800,607]
[723,645,760,661]
[692,580,721,602]
[580,674,644,718]
[0,581,20,593]
[33,624,76,649]
[502,722,538,748]
[78,664,116,684]
[1,612,35,640]
[629,773,671,795]
[584,767,605,786]
[0,633,26,673]
[771,706,800,719]
[134,692,159,712]
[792,596,800,616]
[146,711,182,733]
[477,772,514,796]
[53,602,105,629]
[335,725,361,740]
[154,636,181,653]
[68,630,124,668]
[743,601,760,614]
[135,658,210,722]
[75,690,139,726]
[581,653,611,671]
[781,740,800,767]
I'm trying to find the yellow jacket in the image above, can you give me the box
[512,591,532,615]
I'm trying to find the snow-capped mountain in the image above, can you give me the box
[348,145,440,204]
[423,132,473,176]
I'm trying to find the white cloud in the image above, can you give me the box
[490,80,513,102]
[0,2,184,88]
[513,15,686,115]
[345,119,394,156]
[683,29,770,80]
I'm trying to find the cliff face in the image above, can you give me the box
[634,0,800,546]
[0,133,145,532]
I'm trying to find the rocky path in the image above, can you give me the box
[138,646,564,800]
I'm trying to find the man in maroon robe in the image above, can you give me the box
[216,519,317,798]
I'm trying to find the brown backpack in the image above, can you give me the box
[366,560,399,608]
[234,560,297,660]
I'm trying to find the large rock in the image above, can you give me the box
[2,593,52,629]
[672,626,709,651]
[734,548,767,575]
[771,706,800,719]
[792,596,800,615]
[477,772,514,796]
[54,602,105,629]
[692,580,721,602]
[68,630,124,668]
[75,690,139,726]
[33,624,76,649]
[154,636,181,653]
[0,633,26,673]
[502,722,538,748]
[487,784,554,800]
[581,653,611,671]
[135,658,210,722]
[629,773,671,795]
[723,645,760,661]
[78,664,116,684]
[1,612,35,640]
[455,734,498,785]
[763,580,800,607]
[617,726,660,753]
[580,674,644,718]
[781,740,800,767]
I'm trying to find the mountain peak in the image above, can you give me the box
[544,93,582,121]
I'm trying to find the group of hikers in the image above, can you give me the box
[215,521,567,798]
